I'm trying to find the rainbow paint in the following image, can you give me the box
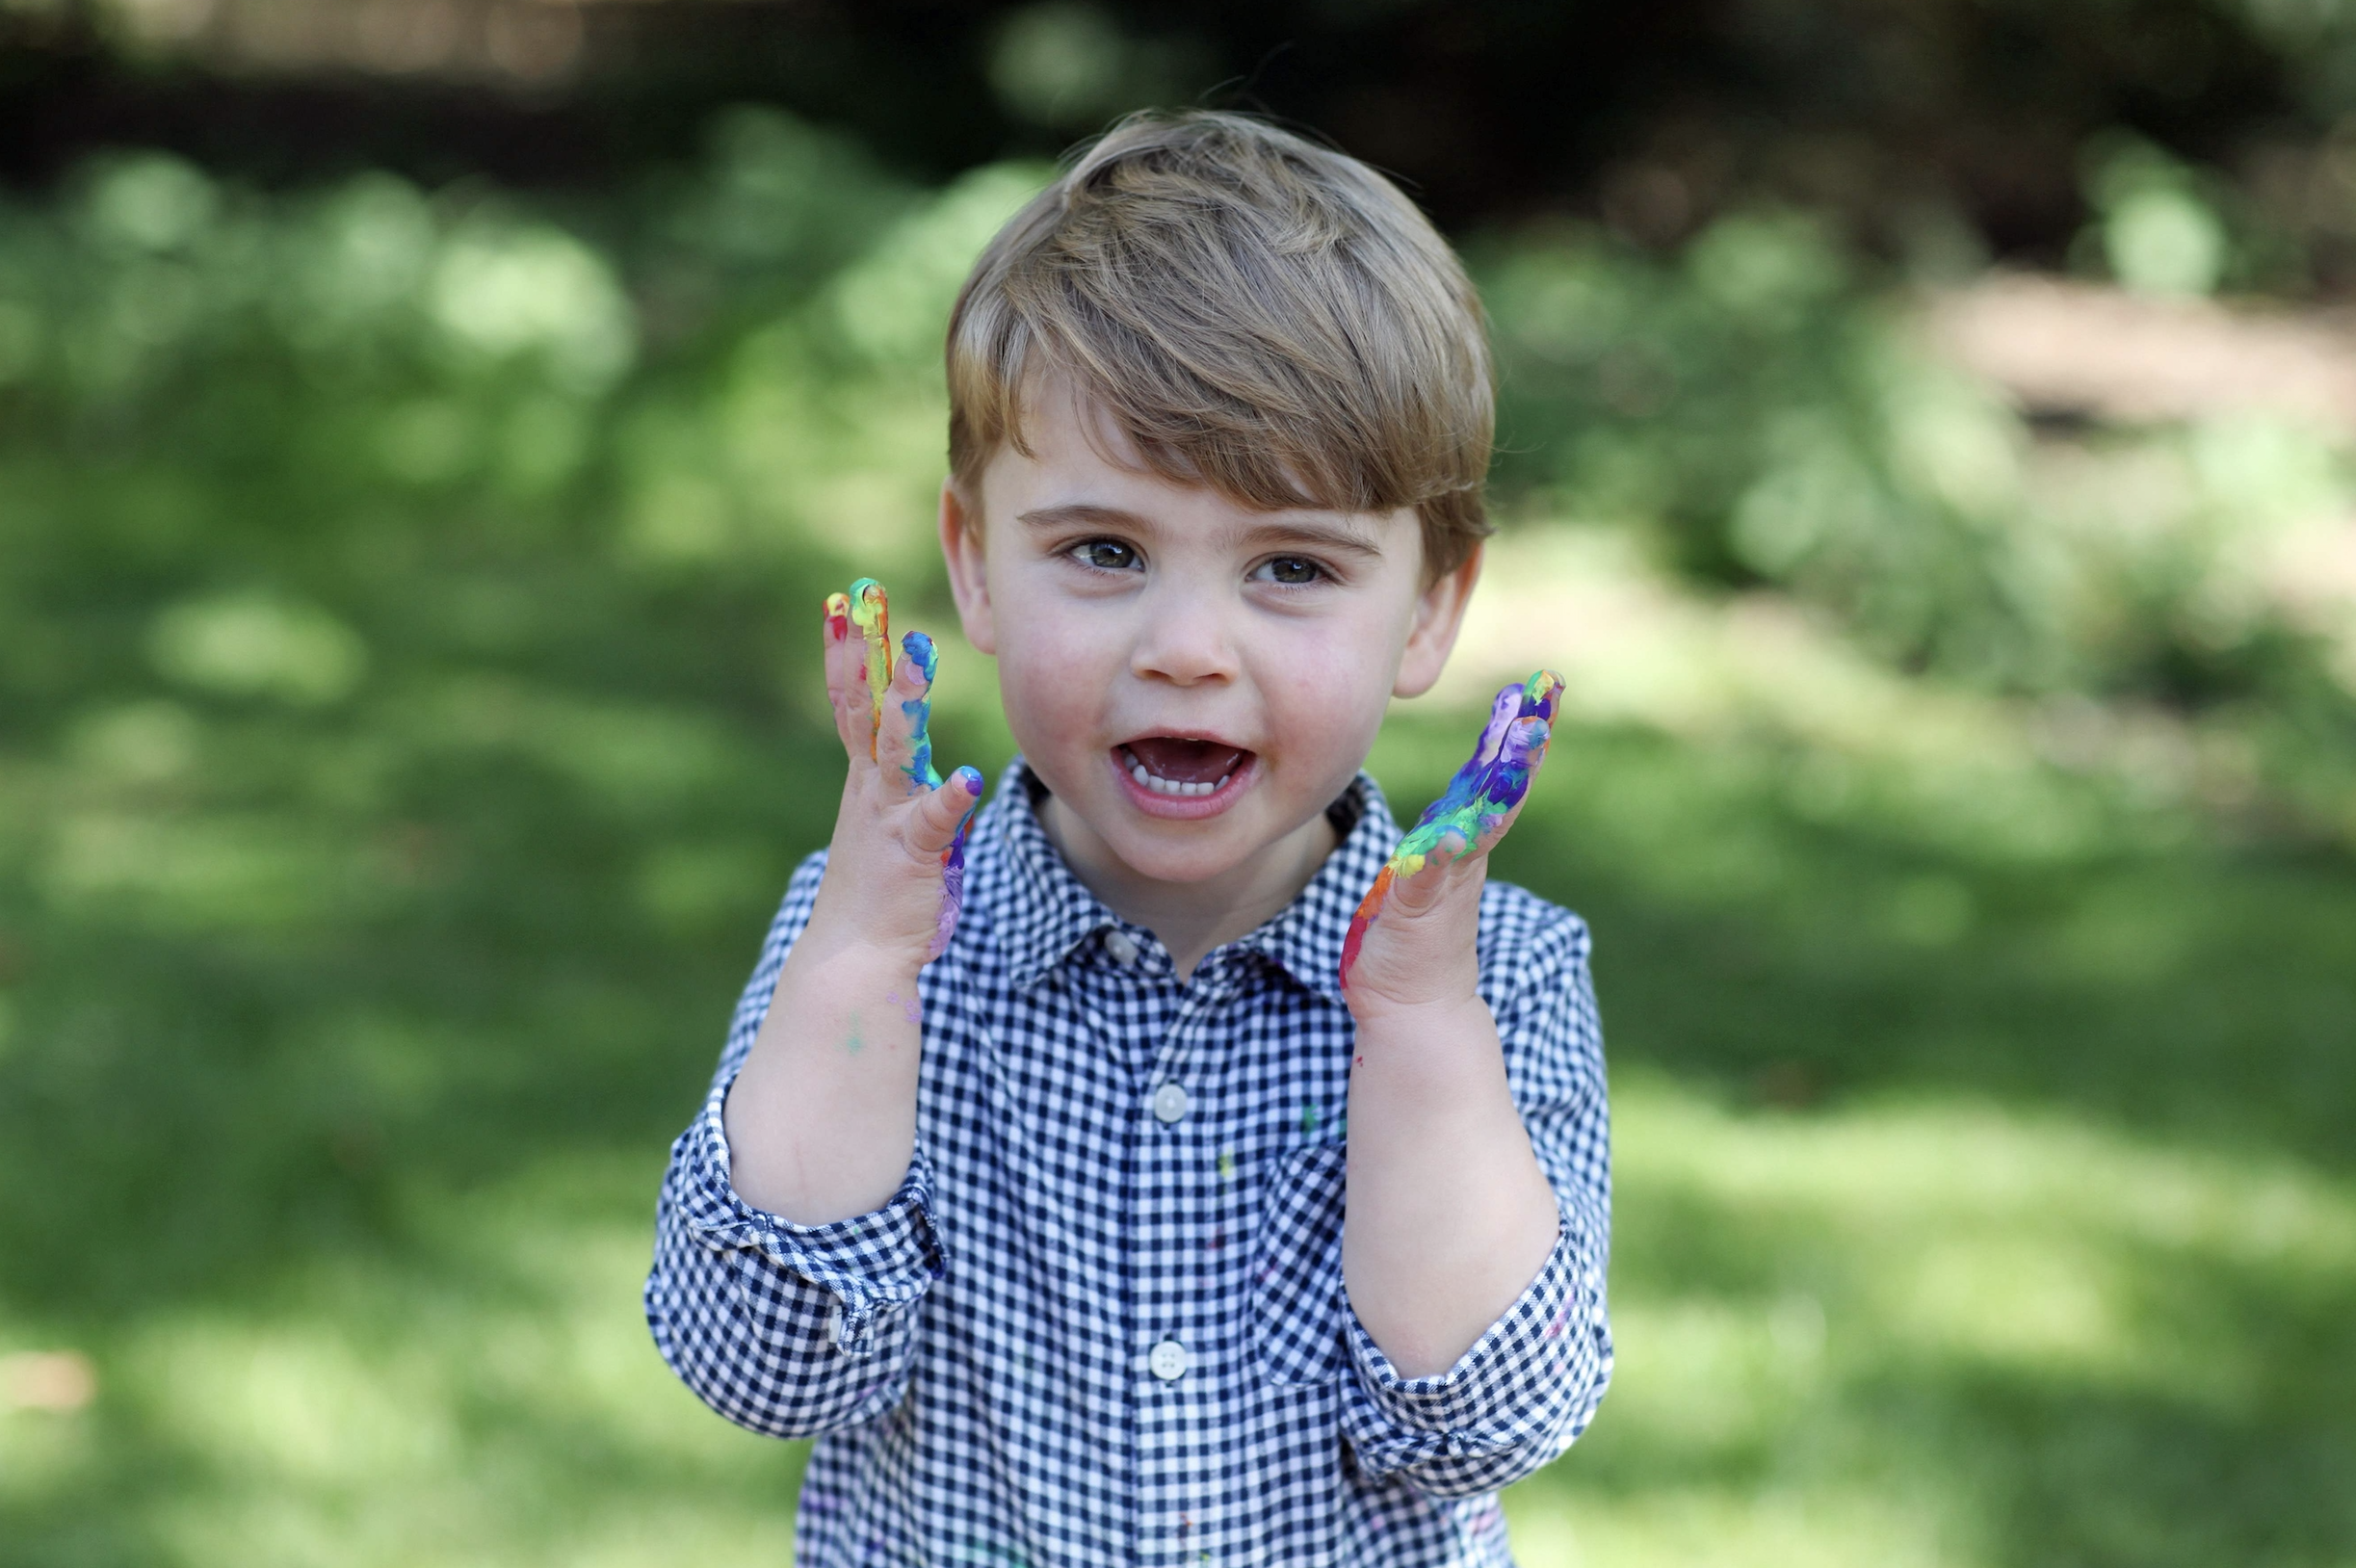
[1337,669,1564,993]
[825,577,982,958]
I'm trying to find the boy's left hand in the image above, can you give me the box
[1338,671,1562,1015]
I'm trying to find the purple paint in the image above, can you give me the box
[1337,670,1563,993]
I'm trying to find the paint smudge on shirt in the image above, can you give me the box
[1300,1102,1321,1137]
[1337,669,1563,993]
[825,578,983,959]
[1217,1149,1236,1182]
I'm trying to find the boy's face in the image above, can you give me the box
[941,384,1478,891]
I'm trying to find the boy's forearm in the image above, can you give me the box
[1342,994,1561,1380]
[722,933,926,1225]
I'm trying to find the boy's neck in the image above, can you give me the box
[1038,794,1339,982]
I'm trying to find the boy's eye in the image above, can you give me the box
[1070,539,1139,572]
[1256,556,1324,586]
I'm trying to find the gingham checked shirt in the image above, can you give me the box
[646,762,1612,1567]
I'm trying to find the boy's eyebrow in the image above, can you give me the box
[1017,503,1389,560]
[1230,516,1388,560]
[1016,503,1151,534]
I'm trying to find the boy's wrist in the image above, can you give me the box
[1345,978,1484,1032]
[791,910,934,987]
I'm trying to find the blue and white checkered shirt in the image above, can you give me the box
[646,761,1612,1566]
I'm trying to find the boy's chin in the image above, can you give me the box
[1096,829,1271,887]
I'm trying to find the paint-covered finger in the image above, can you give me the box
[874,639,938,794]
[847,577,893,759]
[901,631,944,792]
[923,767,984,960]
[1468,714,1553,852]
[822,590,868,759]
[1520,667,1564,725]
[1477,681,1526,770]
[1479,671,1560,804]
[910,763,983,856]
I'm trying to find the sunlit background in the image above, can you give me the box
[2,2,2353,1563]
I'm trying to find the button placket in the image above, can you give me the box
[1145,965,1232,1092]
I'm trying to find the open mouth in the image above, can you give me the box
[1116,737,1251,798]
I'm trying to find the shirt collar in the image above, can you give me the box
[982,758,1401,1005]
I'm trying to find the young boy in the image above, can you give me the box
[646,112,1611,1567]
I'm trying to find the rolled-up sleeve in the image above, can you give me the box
[643,849,947,1438]
[1338,897,1614,1496]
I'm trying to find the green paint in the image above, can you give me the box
[1301,1102,1321,1136]
[844,1010,863,1056]
[1217,1149,1236,1182]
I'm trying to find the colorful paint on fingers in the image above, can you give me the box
[901,630,942,793]
[847,577,894,753]
[827,578,985,961]
[1336,668,1563,992]
[933,765,983,959]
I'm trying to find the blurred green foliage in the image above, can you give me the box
[1483,209,2356,842]
[0,103,2351,1566]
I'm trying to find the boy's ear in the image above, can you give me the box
[1393,539,1482,700]
[939,479,998,656]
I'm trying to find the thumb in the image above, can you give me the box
[909,766,984,857]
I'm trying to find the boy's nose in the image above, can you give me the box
[1129,588,1240,687]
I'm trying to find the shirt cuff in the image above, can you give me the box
[1338,1209,1608,1477]
[668,1087,946,1355]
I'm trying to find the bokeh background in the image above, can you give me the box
[3,1,2354,1563]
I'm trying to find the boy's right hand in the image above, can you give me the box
[808,578,983,973]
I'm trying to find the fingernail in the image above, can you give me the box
[902,630,939,683]
[955,765,983,797]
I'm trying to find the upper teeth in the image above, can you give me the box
[1129,758,1232,797]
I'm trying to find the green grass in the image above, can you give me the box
[4,648,2351,1564]
[1380,714,2356,1567]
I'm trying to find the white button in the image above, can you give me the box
[1151,1082,1190,1123]
[1148,1339,1190,1381]
[825,1304,844,1347]
[1103,929,1138,964]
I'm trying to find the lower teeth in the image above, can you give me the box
[1127,758,1233,797]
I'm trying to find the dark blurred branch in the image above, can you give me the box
[0,0,2325,270]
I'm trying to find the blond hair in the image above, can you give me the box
[946,110,1494,577]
